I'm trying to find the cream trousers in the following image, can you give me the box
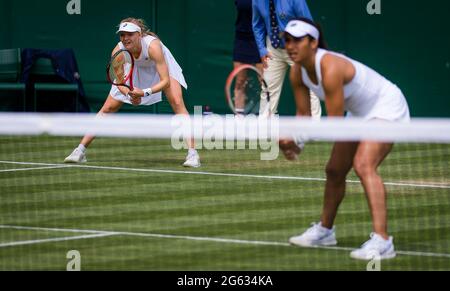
[260,38,322,119]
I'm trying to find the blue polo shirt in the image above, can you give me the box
[252,0,313,57]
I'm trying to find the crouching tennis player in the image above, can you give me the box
[280,18,410,260]
[64,18,200,168]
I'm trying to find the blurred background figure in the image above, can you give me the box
[252,0,321,118]
[233,0,263,115]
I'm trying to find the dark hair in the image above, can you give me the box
[289,17,328,49]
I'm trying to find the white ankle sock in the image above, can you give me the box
[188,149,198,156]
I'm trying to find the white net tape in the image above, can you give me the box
[1,113,449,143]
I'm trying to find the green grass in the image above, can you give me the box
[0,136,449,270]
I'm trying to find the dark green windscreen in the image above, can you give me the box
[1,0,449,116]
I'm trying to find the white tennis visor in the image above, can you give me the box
[116,22,142,34]
[284,20,320,40]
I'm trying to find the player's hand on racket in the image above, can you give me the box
[279,139,303,161]
[117,86,131,97]
[126,88,143,106]
[128,88,144,99]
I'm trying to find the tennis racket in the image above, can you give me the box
[106,49,134,91]
[225,64,270,115]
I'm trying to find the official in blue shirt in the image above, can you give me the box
[253,0,313,58]
[252,0,321,117]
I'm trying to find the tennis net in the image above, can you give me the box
[0,112,449,271]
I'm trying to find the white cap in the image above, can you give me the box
[284,20,320,40]
[116,22,142,34]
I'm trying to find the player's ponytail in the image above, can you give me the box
[315,23,328,49]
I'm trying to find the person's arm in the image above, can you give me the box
[290,64,311,116]
[252,1,269,64]
[279,64,310,161]
[294,0,313,20]
[321,55,345,117]
[128,39,170,100]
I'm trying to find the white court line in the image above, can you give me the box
[0,165,71,173]
[0,224,113,234]
[0,225,449,259]
[0,160,449,190]
[0,233,118,248]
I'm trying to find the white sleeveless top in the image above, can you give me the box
[110,35,187,106]
[301,48,410,122]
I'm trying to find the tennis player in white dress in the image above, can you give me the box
[279,18,410,260]
[65,18,200,168]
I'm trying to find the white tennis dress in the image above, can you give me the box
[110,35,187,105]
[301,49,410,122]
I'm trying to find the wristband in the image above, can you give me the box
[143,88,153,97]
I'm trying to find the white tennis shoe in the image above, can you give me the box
[64,148,87,163]
[350,233,396,260]
[289,222,337,247]
[183,152,201,168]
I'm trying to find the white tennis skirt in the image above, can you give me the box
[347,85,411,122]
